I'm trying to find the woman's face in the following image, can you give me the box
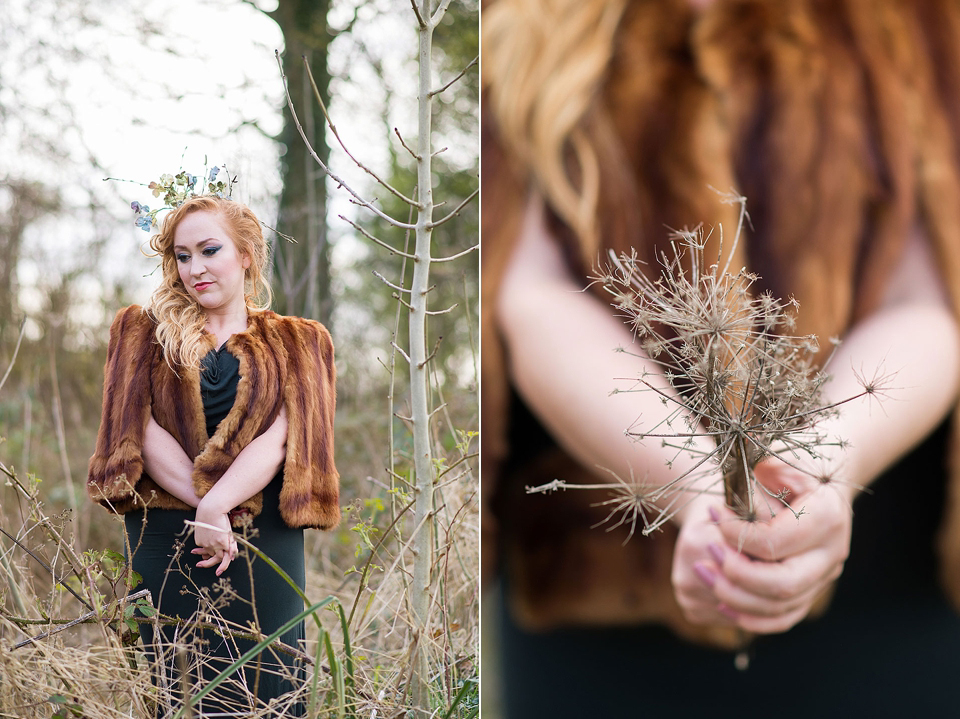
[173,210,251,314]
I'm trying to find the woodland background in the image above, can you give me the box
[0,0,478,715]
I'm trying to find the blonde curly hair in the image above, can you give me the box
[482,0,629,259]
[145,195,272,370]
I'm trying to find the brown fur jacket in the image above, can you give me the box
[484,0,960,645]
[87,305,340,530]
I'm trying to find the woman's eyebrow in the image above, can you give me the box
[173,238,218,250]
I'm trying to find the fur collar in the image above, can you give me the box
[87,305,340,530]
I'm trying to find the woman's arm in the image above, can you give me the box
[496,195,720,496]
[142,416,202,508]
[192,406,289,575]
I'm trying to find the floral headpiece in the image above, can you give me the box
[127,166,233,232]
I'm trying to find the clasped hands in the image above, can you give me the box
[190,497,239,576]
[672,458,854,634]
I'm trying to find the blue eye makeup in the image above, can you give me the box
[175,245,221,262]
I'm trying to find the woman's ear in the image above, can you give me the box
[242,253,252,270]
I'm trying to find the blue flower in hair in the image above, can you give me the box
[117,162,234,233]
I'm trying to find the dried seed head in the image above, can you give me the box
[540,196,883,530]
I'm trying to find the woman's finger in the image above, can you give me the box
[716,461,851,560]
[674,562,740,626]
[683,556,823,630]
[713,506,810,560]
[734,604,812,635]
[711,565,838,618]
[719,545,843,602]
[196,550,223,569]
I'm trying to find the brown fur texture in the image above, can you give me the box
[87,305,340,530]
[484,0,960,641]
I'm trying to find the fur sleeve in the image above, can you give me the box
[277,317,341,529]
[86,306,155,511]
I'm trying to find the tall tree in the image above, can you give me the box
[269,0,333,324]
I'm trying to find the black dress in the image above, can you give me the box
[497,414,960,718]
[125,345,306,717]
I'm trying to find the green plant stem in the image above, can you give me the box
[171,598,333,719]
[347,498,414,628]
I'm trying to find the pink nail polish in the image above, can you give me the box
[694,561,717,588]
[707,542,725,565]
[708,506,721,523]
[717,603,739,620]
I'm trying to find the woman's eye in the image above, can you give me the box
[176,254,190,263]
[203,246,221,256]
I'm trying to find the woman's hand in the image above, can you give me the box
[186,406,288,575]
[673,459,853,634]
[672,491,742,627]
[192,498,238,575]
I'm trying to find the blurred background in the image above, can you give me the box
[0,0,478,714]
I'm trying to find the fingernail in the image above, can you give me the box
[707,542,725,565]
[708,506,721,523]
[717,602,739,620]
[694,561,717,588]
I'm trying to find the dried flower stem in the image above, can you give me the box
[528,195,887,534]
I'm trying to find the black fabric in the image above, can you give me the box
[126,347,306,717]
[199,343,242,438]
[498,419,960,718]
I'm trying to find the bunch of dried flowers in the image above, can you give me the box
[529,195,884,539]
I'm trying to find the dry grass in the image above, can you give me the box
[0,346,478,718]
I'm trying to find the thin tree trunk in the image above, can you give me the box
[409,0,436,711]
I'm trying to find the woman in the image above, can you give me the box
[87,195,339,716]
[483,1,960,716]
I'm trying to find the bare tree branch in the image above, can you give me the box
[429,55,478,97]
[0,318,26,394]
[432,243,478,263]
[391,342,412,364]
[392,293,415,311]
[339,214,417,259]
[411,0,427,28]
[426,304,458,316]
[275,50,415,230]
[373,270,412,294]
[427,188,479,229]
[430,0,456,27]
[303,56,420,209]
[418,336,443,369]
[395,127,420,160]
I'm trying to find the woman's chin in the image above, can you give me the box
[190,293,219,311]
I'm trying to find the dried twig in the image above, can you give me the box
[528,196,888,532]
